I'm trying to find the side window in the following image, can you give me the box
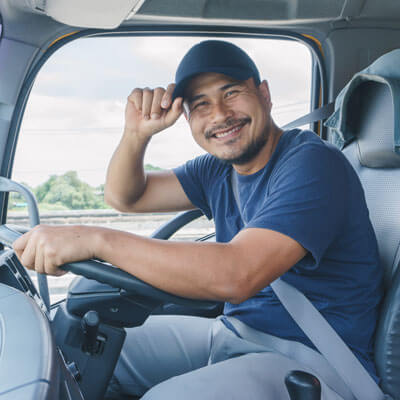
[10,36,312,302]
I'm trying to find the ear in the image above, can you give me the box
[258,80,272,109]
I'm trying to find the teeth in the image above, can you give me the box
[215,125,242,138]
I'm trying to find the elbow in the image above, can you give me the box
[103,189,115,208]
[221,258,269,304]
[219,268,254,305]
[226,287,252,305]
[103,188,136,213]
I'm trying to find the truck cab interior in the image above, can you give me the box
[0,1,400,399]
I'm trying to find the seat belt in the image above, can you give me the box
[230,172,387,400]
[281,102,335,130]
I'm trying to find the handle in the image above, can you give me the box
[0,177,50,311]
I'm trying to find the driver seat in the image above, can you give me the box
[330,50,400,399]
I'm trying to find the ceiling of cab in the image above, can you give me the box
[6,0,400,30]
[133,0,346,21]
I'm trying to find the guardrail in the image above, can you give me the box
[6,209,214,239]
[7,209,179,224]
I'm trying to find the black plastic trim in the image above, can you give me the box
[0,13,3,40]
[0,24,326,223]
[151,209,203,240]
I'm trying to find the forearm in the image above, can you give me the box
[13,225,304,303]
[104,130,150,211]
[94,227,242,302]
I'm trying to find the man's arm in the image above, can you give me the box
[12,224,306,303]
[104,84,194,213]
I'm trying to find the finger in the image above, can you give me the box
[161,83,176,109]
[13,230,32,253]
[53,267,68,277]
[141,88,153,120]
[18,239,37,272]
[44,255,60,276]
[172,96,183,112]
[128,88,143,112]
[45,243,64,276]
[34,243,45,275]
[164,97,183,127]
[150,87,165,119]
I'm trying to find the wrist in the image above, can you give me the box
[122,127,152,145]
[90,226,110,261]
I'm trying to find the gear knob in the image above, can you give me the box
[285,370,321,400]
[81,310,100,354]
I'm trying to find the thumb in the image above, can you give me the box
[164,97,183,127]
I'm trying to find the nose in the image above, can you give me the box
[210,100,233,123]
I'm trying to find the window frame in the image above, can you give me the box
[0,25,326,224]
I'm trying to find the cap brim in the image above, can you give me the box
[172,67,253,101]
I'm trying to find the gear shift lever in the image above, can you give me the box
[285,370,321,400]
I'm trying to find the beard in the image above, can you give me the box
[216,126,270,165]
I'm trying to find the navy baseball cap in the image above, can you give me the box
[172,40,261,100]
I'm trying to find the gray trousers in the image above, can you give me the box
[108,315,349,400]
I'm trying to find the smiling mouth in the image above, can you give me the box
[214,124,243,138]
[209,119,250,140]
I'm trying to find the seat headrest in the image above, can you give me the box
[325,49,400,168]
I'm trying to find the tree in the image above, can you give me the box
[34,171,107,210]
[144,163,162,171]
[10,165,163,211]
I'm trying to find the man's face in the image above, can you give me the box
[183,73,273,165]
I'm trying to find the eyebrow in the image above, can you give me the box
[186,82,242,104]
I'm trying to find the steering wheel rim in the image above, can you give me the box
[0,224,217,308]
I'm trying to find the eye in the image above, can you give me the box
[225,89,240,98]
[191,101,209,111]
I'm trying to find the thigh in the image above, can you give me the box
[142,352,345,400]
[113,315,214,396]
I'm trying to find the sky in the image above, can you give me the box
[14,36,311,187]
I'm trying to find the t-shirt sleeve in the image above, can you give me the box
[245,144,347,269]
[173,155,213,219]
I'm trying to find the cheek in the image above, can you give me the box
[191,131,202,146]
[252,101,269,123]
[189,120,206,143]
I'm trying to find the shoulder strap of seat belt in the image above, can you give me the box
[270,279,385,400]
[230,172,386,400]
[281,102,335,130]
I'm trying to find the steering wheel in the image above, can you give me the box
[0,178,216,309]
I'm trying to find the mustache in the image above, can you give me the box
[205,117,251,139]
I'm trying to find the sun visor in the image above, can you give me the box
[40,0,142,29]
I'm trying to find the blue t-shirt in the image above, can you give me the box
[173,129,383,379]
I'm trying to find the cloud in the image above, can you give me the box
[14,35,313,186]
[33,36,311,106]
[21,94,125,131]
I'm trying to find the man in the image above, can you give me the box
[13,41,382,399]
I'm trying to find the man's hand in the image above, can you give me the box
[104,82,192,214]
[12,225,98,276]
[125,83,183,139]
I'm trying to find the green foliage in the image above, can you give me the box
[144,163,162,171]
[34,171,107,210]
[9,165,163,212]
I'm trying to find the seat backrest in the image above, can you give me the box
[341,80,400,399]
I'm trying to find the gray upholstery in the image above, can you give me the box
[342,81,400,399]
